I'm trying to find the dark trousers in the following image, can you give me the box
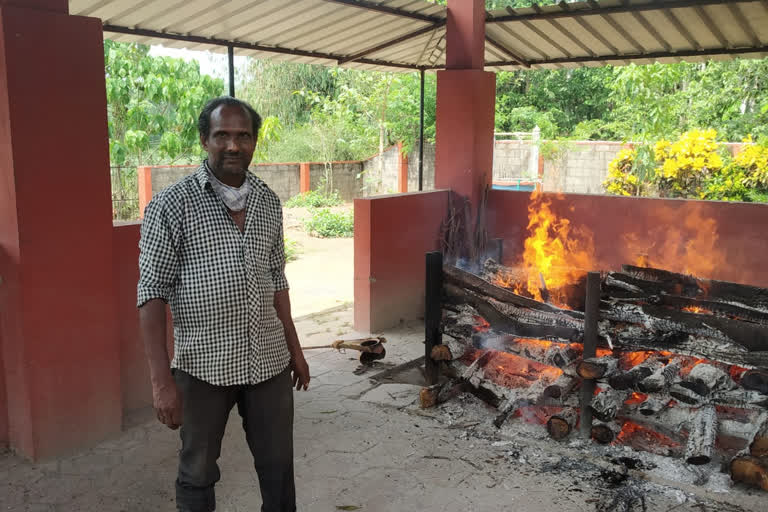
[173,367,295,512]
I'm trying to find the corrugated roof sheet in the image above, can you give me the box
[70,0,768,72]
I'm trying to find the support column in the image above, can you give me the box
[137,166,153,219]
[299,162,311,193]
[434,0,495,209]
[0,2,121,458]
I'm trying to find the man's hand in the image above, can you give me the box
[153,380,183,429]
[290,354,310,391]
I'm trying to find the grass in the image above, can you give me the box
[304,208,354,238]
[285,189,343,208]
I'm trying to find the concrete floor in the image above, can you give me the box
[2,309,766,511]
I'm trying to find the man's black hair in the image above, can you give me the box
[198,97,262,139]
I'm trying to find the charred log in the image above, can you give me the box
[577,356,619,380]
[730,456,768,491]
[591,388,631,422]
[742,370,768,394]
[679,363,734,396]
[601,300,768,353]
[543,374,579,400]
[445,283,583,342]
[591,420,621,444]
[638,360,681,393]
[546,408,578,440]
[444,264,584,319]
[608,359,663,391]
[622,264,768,313]
[430,336,471,362]
[685,405,718,465]
[638,397,670,416]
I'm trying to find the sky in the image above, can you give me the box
[148,45,248,81]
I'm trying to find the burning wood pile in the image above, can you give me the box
[425,192,768,493]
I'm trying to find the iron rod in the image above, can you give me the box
[418,68,425,191]
[425,251,443,385]
[580,271,601,438]
[228,46,235,97]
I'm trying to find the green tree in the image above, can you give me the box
[105,40,225,166]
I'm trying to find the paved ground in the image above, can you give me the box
[283,205,354,319]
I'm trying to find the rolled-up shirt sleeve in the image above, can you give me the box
[137,198,179,307]
[269,213,290,292]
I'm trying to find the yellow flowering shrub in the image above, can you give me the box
[738,137,768,189]
[653,129,723,198]
[603,147,640,196]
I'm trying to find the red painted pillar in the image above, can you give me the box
[137,166,153,219]
[434,0,495,209]
[0,2,121,458]
[397,142,408,193]
[299,162,310,193]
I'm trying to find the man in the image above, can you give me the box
[137,96,310,512]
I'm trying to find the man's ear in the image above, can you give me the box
[200,134,208,150]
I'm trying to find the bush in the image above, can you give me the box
[603,148,640,196]
[704,136,768,202]
[284,238,300,262]
[304,208,354,238]
[284,189,343,208]
[653,129,723,198]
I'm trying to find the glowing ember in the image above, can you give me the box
[625,392,648,406]
[615,421,680,449]
[620,351,653,369]
[729,365,749,382]
[480,351,563,388]
[683,305,710,314]
[515,191,595,307]
[596,348,613,358]
[473,315,490,333]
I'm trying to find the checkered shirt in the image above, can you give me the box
[137,162,291,386]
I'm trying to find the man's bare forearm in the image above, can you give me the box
[139,298,173,388]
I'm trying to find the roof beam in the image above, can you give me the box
[693,5,731,49]
[338,20,446,64]
[322,0,443,24]
[660,6,702,51]
[629,10,672,52]
[484,44,768,68]
[485,35,530,67]
[102,24,419,70]
[726,2,761,47]
[487,0,754,24]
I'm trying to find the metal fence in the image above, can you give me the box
[110,166,139,221]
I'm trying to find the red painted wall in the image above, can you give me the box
[113,224,149,413]
[354,191,449,332]
[488,190,768,287]
[0,6,121,458]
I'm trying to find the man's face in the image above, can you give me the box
[201,104,257,179]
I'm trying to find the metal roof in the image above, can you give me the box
[70,0,768,72]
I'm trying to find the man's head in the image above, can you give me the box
[198,97,262,185]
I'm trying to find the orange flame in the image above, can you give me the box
[623,205,725,279]
[683,305,709,314]
[621,351,653,369]
[516,191,595,306]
